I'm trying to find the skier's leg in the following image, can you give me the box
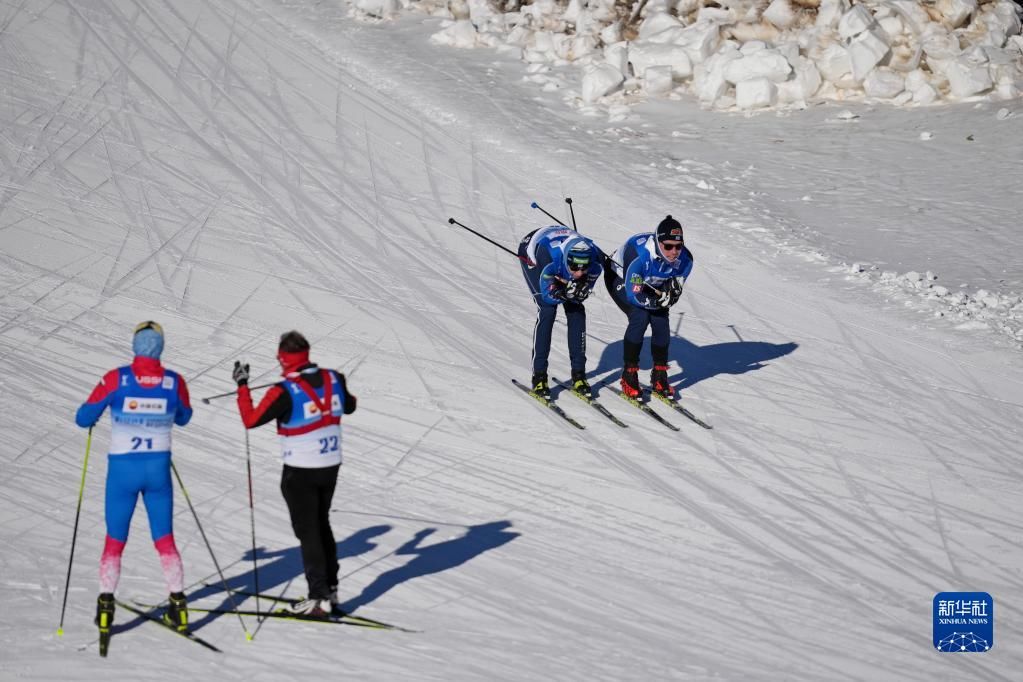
[140,455,183,593]
[531,303,558,376]
[281,465,330,599]
[564,301,586,373]
[101,458,141,593]
[316,465,341,596]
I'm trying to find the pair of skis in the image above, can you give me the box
[512,376,712,431]
[134,590,413,632]
[93,599,222,656]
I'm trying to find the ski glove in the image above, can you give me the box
[232,361,250,387]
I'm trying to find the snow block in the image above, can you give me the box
[838,5,876,40]
[723,50,792,84]
[777,57,823,102]
[581,63,625,102]
[736,77,778,109]
[694,48,740,104]
[763,0,798,30]
[430,20,479,48]
[937,0,976,29]
[629,43,694,80]
[863,68,905,98]
[816,0,851,30]
[817,43,853,82]
[638,12,685,41]
[644,65,675,95]
[848,26,891,81]
[945,58,993,97]
[604,41,629,77]
[912,82,939,104]
[676,21,722,65]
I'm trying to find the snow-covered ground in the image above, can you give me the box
[2,0,1022,680]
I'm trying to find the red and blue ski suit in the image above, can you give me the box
[76,356,193,594]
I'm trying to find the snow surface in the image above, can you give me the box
[2,0,1023,680]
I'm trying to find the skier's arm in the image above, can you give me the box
[237,384,290,428]
[174,375,193,426]
[75,369,119,428]
[538,265,567,305]
[337,373,357,414]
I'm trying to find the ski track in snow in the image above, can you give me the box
[1,0,1021,680]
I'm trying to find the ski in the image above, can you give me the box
[116,600,222,652]
[98,625,111,658]
[647,390,713,429]
[551,376,628,428]
[168,605,413,632]
[605,385,680,431]
[511,379,585,430]
[186,589,403,631]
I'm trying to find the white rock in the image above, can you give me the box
[604,41,629,77]
[724,50,792,84]
[937,0,976,29]
[921,29,962,60]
[864,68,905,98]
[581,63,625,102]
[904,68,929,91]
[777,57,823,102]
[600,21,623,45]
[878,16,905,40]
[776,42,801,64]
[736,77,778,109]
[996,107,1012,119]
[913,83,938,104]
[694,47,740,104]
[838,5,876,40]
[848,26,891,81]
[919,131,934,140]
[697,7,734,24]
[904,271,922,282]
[763,0,798,30]
[886,0,931,35]
[353,0,400,19]
[638,12,684,41]
[740,41,768,56]
[430,20,479,48]
[676,21,722,65]
[816,0,850,30]
[945,58,993,97]
[629,43,694,80]
[981,1,1022,47]
[644,65,675,95]
[505,26,532,48]
[817,43,854,83]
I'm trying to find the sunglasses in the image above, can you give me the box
[134,320,164,335]
[568,261,590,272]
[659,241,683,252]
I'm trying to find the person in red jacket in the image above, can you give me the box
[233,331,356,618]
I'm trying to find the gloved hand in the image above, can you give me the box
[565,280,591,302]
[653,285,672,308]
[667,277,684,307]
[232,361,250,387]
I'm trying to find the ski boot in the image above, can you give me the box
[650,365,674,399]
[620,365,641,399]
[530,372,551,400]
[288,597,331,619]
[570,370,592,400]
[163,591,188,633]
[95,592,115,657]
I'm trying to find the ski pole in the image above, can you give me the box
[447,218,533,266]
[533,200,623,270]
[201,382,276,405]
[171,461,253,640]
[57,428,92,636]
[530,201,568,227]
[565,197,578,230]
[244,429,260,617]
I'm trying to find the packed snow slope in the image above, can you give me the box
[2,1,1022,680]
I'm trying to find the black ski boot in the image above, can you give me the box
[650,365,673,399]
[570,370,592,399]
[530,372,550,400]
[96,592,115,657]
[163,591,188,633]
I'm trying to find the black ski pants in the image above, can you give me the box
[280,464,340,600]
[604,268,670,366]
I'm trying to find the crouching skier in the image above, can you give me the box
[75,321,194,643]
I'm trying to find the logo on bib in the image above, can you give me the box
[123,397,167,414]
